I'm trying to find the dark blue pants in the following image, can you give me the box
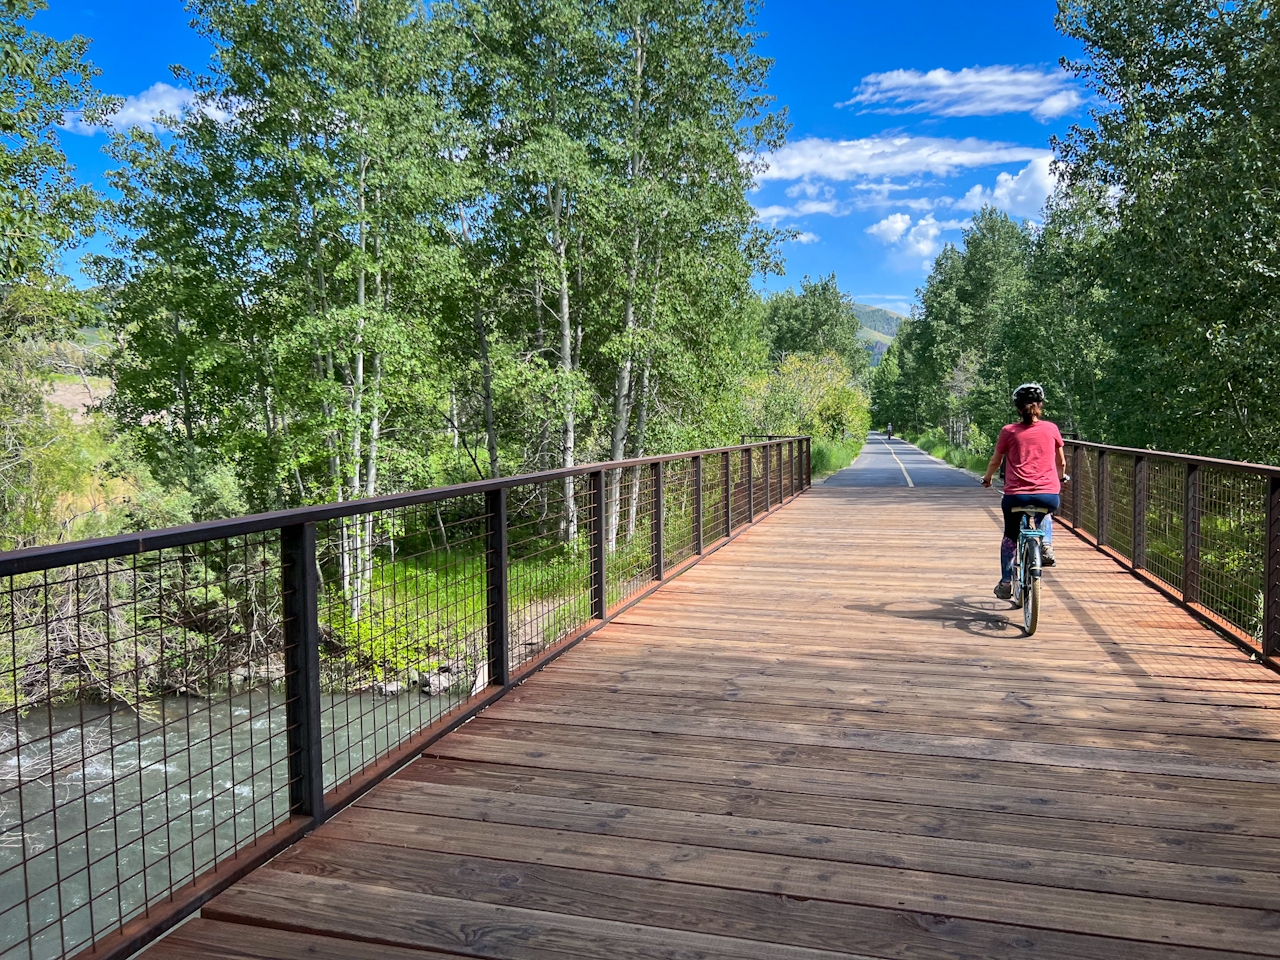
[1000,493,1059,581]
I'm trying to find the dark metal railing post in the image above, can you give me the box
[805,438,812,488]
[786,440,793,497]
[746,447,755,520]
[1096,450,1109,546]
[1183,462,1201,605]
[590,470,607,619]
[652,461,665,580]
[281,522,324,822]
[1072,445,1082,525]
[1132,456,1147,570]
[764,442,772,511]
[693,455,704,555]
[485,487,510,688]
[1265,477,1280,659]
[722,451,732,538]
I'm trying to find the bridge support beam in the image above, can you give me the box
[486,488,510,688]
[281,522,324,823]
[590,470,607,619]
[1266,477,1280,659]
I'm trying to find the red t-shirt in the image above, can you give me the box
[995,420,1064,494]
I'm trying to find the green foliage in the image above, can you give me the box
[809,436,864,479]
[764,274,871,385]
[746,352,870,444]
[0,0,108,291]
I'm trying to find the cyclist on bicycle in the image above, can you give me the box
[981,383,1067,600]
[886,422,894,439]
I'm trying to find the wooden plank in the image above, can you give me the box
[310,805,1280,954]
[528,671,1280,736]
[472,699,1280,783]
[398,755,1280,872]
[144,919,461,959]
[260,838,1266,960]
[204,870,885,960]
[435,719,1280,820]
[357,776,1280,909]
[482,686,1280,760]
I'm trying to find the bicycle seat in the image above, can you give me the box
[1011,506,1052,515]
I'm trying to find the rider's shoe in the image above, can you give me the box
[1042,545,1056,567]
[993,581,1012,600]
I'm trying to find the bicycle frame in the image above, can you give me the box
[1010,509,1049,605]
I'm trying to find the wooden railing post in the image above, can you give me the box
[590,470,606,619]
[693,455,704,555]
[746,448,754,520]
[1265,477,1280,659]
[806,438,812,488]
[1096,449,1109,546]
[281,522,324,822]
[1183,463,1201,605]
[1132,456,1148,570]
[787,440,793,497]
[652,461,665,580]
[485,488,510,688]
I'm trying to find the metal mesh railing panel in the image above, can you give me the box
[507,480,595,674]
[1105,455,1135,559]
[731,451,750,528]
[702,455,728,546]
[1077,448,1098,538]
[663,460,696,571]
[605,466,654,611]
[747,450,757,519]
[1,534,290,960]
[1198,469,1266,639]
[1145,459,1185,592]
[314,498,486,793]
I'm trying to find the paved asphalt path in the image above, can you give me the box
[825,432,981,488]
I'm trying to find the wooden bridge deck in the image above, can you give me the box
[145,481,1280,960]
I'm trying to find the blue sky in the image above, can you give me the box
[37,0,1085,313]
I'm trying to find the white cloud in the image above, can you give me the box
[864,214,968,265]
[759,136,1050,182]
[955,157,1057,218]
[784,181,835,200]
[866,213,912,244]
[791,231,820,244]
[63,82,231,135]
[753,197,849,224]
[839,66,1083,122]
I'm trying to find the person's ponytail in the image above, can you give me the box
[1020,406,1034,426]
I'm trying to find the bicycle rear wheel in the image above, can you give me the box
[1023,540,1040,635]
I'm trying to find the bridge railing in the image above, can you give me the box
[0,437,811,960]
[1059,439,1280,663]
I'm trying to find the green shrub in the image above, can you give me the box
[811,436,865,478]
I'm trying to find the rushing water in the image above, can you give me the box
[1,685,463,960]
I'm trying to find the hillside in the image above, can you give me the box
[851,303,906,337]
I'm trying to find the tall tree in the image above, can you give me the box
[1058,0,1280,460]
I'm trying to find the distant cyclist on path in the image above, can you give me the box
[981,383,1067,600]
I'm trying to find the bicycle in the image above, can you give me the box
[1009,505,1051,635]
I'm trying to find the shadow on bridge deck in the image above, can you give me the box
[144,455,1280,960]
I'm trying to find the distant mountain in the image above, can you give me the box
[851,303,906,337]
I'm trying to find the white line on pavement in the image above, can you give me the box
[881,438,915,487]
